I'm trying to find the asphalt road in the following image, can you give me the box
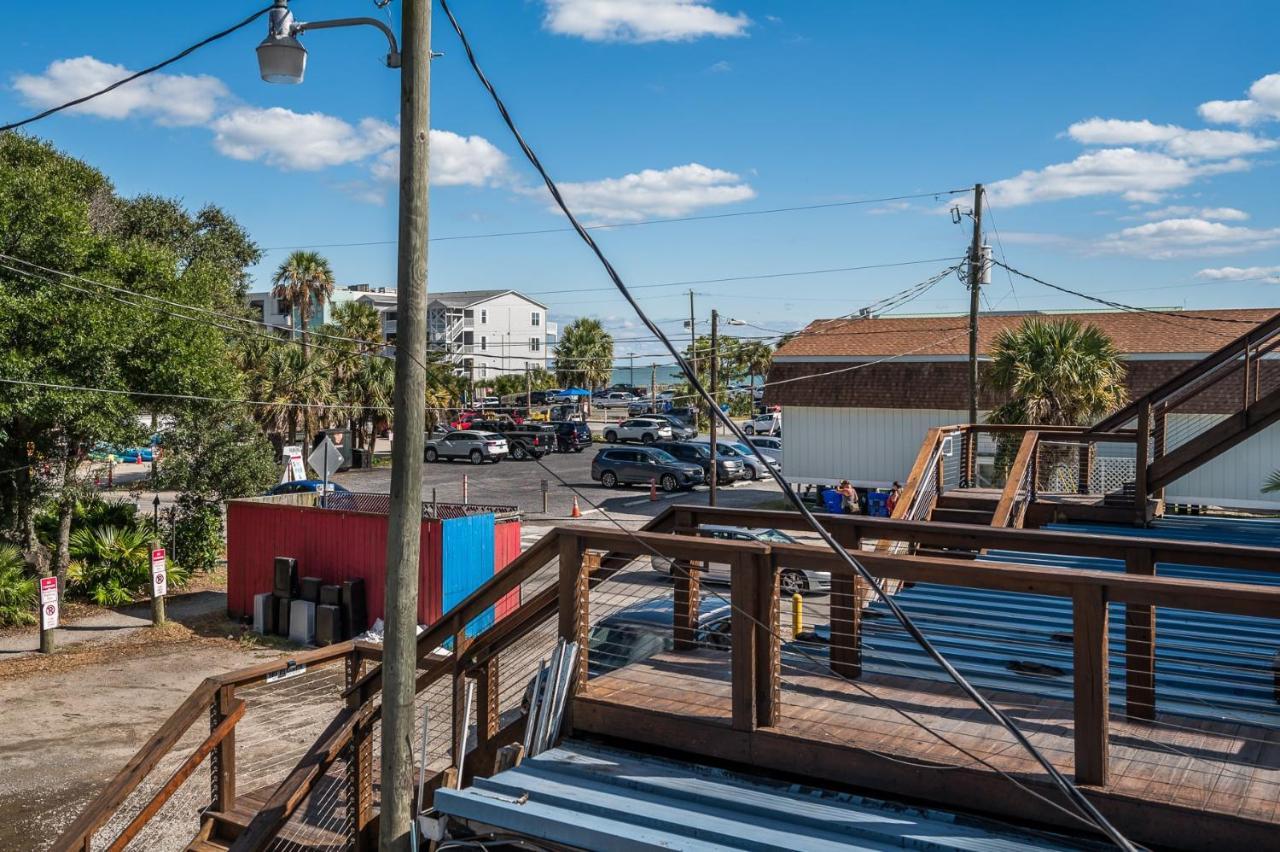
[331,442,783,523]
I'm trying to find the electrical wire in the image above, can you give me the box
[0,6,276,133]
[437,2,1135,847]
[0,376,390,412]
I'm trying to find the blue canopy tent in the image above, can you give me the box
[559,387,591,397]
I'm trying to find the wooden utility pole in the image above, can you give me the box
[709,309,719,504]
[688,291,697,375]
[967,183,984,427]
[525,362,532,411]
[381,1,431,849]
[650,363,657,413]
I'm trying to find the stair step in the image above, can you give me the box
[935,493,1000,511]
[186,841,230,852]
[930,507,995,525]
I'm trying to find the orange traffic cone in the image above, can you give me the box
[650,478,658,501]
[571,496,582,518]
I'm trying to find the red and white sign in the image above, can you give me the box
[40,576,59,630]
[151,548,167,598]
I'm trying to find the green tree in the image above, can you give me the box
[155,407,277,503]
[491,368,556,399]
[271,250,336,353]
[734,340,774,398]
[554,318,614,389]
[0,545,35,626]
[986,317,1128,426]
[68,524,189,606]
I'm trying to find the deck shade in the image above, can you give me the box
[226,496,522,630]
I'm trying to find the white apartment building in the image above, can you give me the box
[246,286,557,379]
[427,290,557,380]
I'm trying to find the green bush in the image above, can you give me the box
[171,501,223,574]
[0,545,36,626]
[68,525,190,606]
[35,496,140,547]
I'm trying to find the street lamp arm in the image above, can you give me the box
[291,17,402,67]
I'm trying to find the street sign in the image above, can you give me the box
[151,548,167,598]
[282,445,306,483]
[308,436,342,480]
[40,576,58,630]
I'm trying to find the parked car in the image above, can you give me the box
[743,412,781,436]
[666,406,697,425]
[747,436,783,454]
[467,419,555,460]
[592,447,704,491]
[523,595,733,709]
[550,420,592,453]
[651,441,744,484]
[476,396,500,408]
[651,414,697,440]
[690,441,778,480]
[424,430,508,464]
[627,400,662,416]
[449,410,480,430]
[596,392,638,409]
[603,418,673,444]
[267,480,351,496]
[651,525,829,595]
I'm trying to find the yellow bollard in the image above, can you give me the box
[792,592,803,638]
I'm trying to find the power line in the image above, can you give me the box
[260,197,970,252]
[0,6,275,132]
[0,376,387,412]
[437,2,1133,845]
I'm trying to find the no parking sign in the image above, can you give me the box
[40,576,58,630]
[151,548,167,598]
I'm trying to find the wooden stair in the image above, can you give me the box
[930,490,998,526]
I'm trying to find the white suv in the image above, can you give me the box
[604,418,673,444]
[743,412,781,436]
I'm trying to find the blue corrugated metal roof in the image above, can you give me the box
[848,516,1280,726]
[434,740,1102,850]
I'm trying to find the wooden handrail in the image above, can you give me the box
[893,426,945,521]
[230,706,361,852]
[990,431,1038,527]
[50,679,220,852]
[105,699,246,852]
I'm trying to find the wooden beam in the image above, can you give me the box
[753,553,780,728]
[895,427,943,520]
[990,431,1038,527]
[672,560,701,652]
[211,685,238,813]
[475,658,500,752]
[828,575,861,679]
[1072,586,1110,786]
[1124,549,1156,722]
[730,553,759,732]
[1135,402,1151,526]
[559,535,591,689]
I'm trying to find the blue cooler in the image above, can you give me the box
[821,488,845,514]
[867,491,889,517]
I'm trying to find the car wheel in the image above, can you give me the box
[425,447,438,463]
[660,473,678,492]
[604,430,618,443]
[601,470,618,489]
[641,433,655,444]
[511,444,528,461]
[744,425,754,435]
[780,570,808,595]
[573,447,584,453]
[744,465,758,481]
[470,450,483,465]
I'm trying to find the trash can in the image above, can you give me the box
[866,491,889,517]
[821,488,844,514]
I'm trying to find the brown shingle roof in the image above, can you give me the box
[773,308,1276,359]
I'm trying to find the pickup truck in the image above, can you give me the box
[596,392,637,409]
[467,419,556,460]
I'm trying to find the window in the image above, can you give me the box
[463,331,474,346]
[481,365,488,377]
[531,312,541,327]
[386,311,397,322]
[275,299,289,315]
[530,338,541,352]
[480,336,487,351]
[463,309,474,320]
[480,309,487,324]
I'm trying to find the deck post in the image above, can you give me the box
[1152,406,1167,506]
[1124,549,1156,722]
[559,535,591,717]
[475,657,500,752]
[451,630,472,776]
[209,685,236,813]
[345,654,374,850]
[962,428,975,488]
[672,559,701,651]
[730,553,759,732]
[1135,402,1152,526]
[1076,443,1093,495]
[829,574,862,679]
[1072,586,1110,786]
[754,553,780,728]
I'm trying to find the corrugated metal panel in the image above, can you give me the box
[441,513,496,638]
[434,740,1099,851]
[493,519,522,620]
[781,405,975,487]
[848,517,1280,726]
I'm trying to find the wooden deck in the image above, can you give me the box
[573,649,1280,851]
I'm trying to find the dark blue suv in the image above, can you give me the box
[591,447,704,491]
[550,420,592,452]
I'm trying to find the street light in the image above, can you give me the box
[257,0,402,84]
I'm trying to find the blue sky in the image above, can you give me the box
[4,1,1280,358]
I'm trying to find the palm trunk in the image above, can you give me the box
[55,449,75,604]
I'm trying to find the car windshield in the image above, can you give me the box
[752,528,798,544]
[588,624,665,671]
[647,449,679,464]
[714,445,740,457]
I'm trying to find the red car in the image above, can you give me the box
[450,410,480,430]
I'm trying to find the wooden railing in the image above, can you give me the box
[58,503,1280,849]
[990,430,1038,527]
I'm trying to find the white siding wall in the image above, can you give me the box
[783,405,1280,509]
[470,293,549,377]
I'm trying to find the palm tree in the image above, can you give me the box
[257,346,332,449]
[330,301,384,351]
[554,318,614,389]
[344,356,395,454]
[735,340,774,398]
[271,251,336,353]
[986,317,1128,426]
[0,545,35,626]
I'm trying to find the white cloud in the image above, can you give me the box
[543,0,750,43]
[1199,73,1280,126]
[210,107,397,171]
[1196,265,1280,284]
[545,163,755,222]
[1097,217,1280,259]
[369,131,509,188]
[1138,205,1249,221]
[1067,117,1275,159]
[988,148,1250,207]
[708,60,733,73]
[12,56,227,126]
